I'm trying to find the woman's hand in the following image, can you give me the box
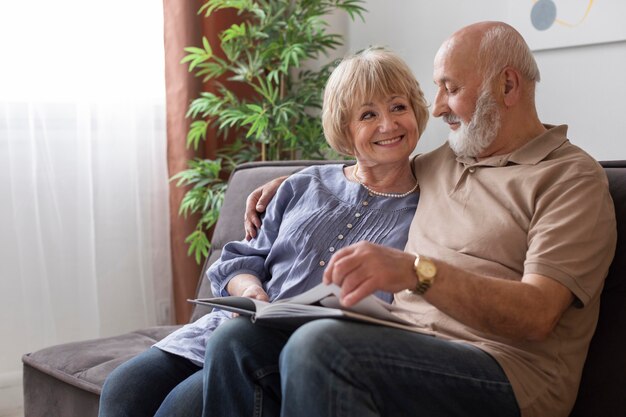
[239,284,269,301]
[226,274,269,301]
[244,176,288,240]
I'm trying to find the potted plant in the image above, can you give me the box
[174,0,367,263]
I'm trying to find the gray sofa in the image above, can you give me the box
[22,160,626,417]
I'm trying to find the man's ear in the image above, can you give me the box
[501,67,521,107]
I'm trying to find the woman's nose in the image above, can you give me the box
[379,113,397,132]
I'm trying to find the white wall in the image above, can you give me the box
[345,0,626,161]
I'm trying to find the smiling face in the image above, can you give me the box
[347,94,419,167]
[432,35,502,158]
[322,48,429,158]
[446,82,501,158]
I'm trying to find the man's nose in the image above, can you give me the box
[432,89,448,118]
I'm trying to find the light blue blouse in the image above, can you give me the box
[156,164,418,365]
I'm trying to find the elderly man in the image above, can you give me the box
[209,21,616,417]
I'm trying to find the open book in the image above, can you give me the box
[189,283,425,332]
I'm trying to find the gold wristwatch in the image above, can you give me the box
[409,254,437,295]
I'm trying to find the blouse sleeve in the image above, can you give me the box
[207,178,297,297]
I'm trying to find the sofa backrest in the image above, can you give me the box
[571,161,626,416]
[191,159,626,416]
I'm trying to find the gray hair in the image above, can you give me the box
[478,24,540,89]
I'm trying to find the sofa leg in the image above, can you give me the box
[23,365,100,417]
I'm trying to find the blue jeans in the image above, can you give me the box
[203,317,520,417]
[99,347,202,417]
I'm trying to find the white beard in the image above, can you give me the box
[446,87,501,158]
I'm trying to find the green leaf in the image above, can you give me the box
[221,22,247,43]
[182,46,207,55]
[180,37,214,71]
[186,120,208,149]
[178,0,367,261]
[185,230,210,264]
[202,37,213,55]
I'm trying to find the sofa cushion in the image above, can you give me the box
[22,326,180,395]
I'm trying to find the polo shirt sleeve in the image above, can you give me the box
[524,171,616,306]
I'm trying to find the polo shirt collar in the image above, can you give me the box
[455,124,569,168]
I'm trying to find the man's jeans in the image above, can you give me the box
[203,317,520,417]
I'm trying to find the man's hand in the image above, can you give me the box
[324,242,575,341]
[323,242,416,306]
[244,176,288,240]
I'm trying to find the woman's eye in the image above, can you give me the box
[391,104,407,112]
[360,111,375,121]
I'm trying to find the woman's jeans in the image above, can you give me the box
[203,317,521,417]
[99,347,202,417]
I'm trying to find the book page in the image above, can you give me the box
[319,296,412,324]
[190,283,419,327]
[273,282,339,305]
[190,296,269,317]
[276,283,415,325]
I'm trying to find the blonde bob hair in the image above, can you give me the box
[322,48,429,156]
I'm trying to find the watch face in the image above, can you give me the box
[418,261,437,279]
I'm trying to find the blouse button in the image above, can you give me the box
[362,201,369,206]
[338,234,344,240]
[329,247,335,252]
[319,260,326,267]
[347,223,353,229]
[355,213,361,218]
[468,167,476,173]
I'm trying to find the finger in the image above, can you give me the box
[323,253,340,285]
[334,261,369,304]
[242,286,269,302]
[256,176,287,211]
[245,193,263,228]
[244,220,257,240]
[254,292,269,302]
[256,192,270,212]
[341,278,380,307]
[247,186,266,213]
[250,213,262,228]
[322,263,332,285]
[325,248,360,287]
[323,262,346,286]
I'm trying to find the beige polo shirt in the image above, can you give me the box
[395,125,616,417]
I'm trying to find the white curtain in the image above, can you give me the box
[0,1,171,413]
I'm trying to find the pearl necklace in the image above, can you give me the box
[352,163,419,198]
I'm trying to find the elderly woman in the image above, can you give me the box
[98,47,429,417]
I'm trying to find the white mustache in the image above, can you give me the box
[443,114,461,124]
